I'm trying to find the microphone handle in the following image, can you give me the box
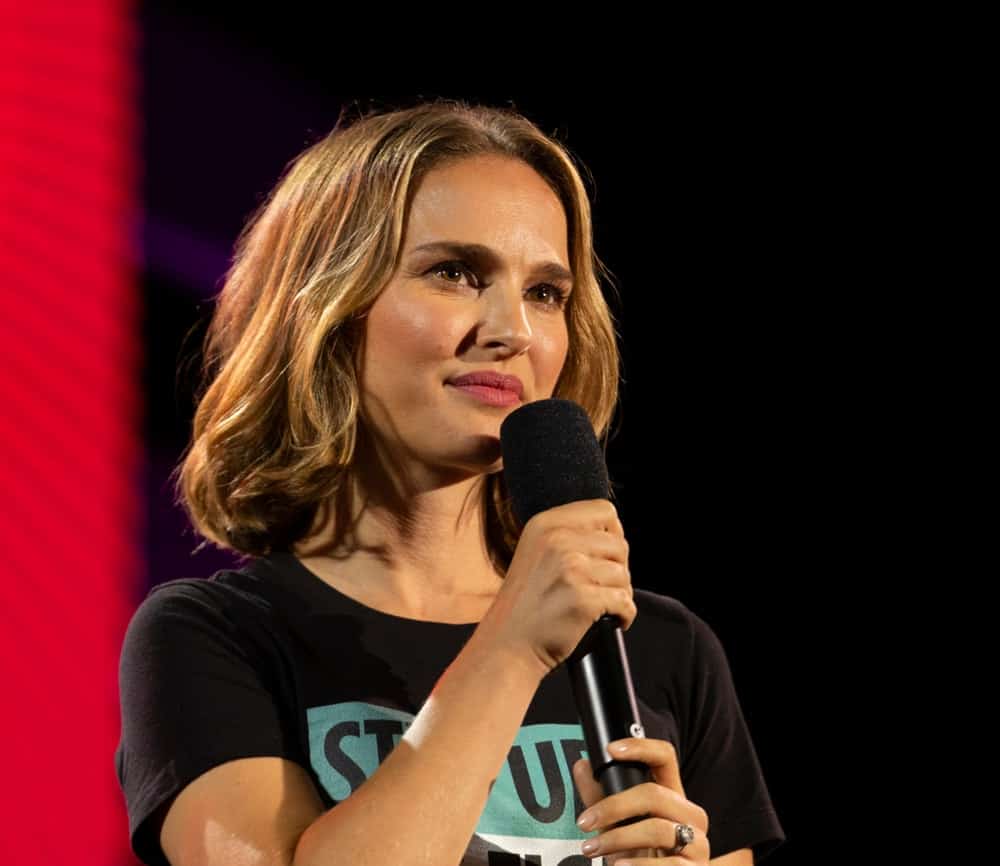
[565,613,653,830]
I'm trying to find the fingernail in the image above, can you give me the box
[577,810,596,830]
[581,839,600,855]
[609,741,629,754]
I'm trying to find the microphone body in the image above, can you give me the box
[566,613,652,822]
[500,399,652,830]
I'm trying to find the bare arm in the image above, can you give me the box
[292,626,545,866]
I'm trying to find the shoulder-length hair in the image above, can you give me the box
[174,98,623,570]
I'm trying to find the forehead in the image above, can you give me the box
[404,156,569,261]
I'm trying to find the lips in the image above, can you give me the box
[447,371,524,399]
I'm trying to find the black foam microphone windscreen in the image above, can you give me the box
[499,398,611,527]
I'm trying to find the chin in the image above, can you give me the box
[445,434,502,471]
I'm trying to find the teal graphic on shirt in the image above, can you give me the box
[306,701,593,843]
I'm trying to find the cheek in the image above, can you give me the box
[366,295,460,373]
[537,323,570,378]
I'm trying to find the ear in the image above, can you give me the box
[571,757,606,811]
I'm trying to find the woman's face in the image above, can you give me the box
[358,154,572,478]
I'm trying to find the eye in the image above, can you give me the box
[426,260,570,312]
[530,284,571,311]
[427,260,476,287]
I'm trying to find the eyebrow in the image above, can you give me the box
[409,241,574,287]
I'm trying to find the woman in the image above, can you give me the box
[115,99,785,865]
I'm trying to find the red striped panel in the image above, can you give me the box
[0,2,142,863]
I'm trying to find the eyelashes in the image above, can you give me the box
[424,259,570,311]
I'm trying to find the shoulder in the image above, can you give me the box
[126,567,274,631]
[632,586,691,631]
[119,568,281,675]
[626,589,738,704]
[632,589,726,651]
[631,587,718,653]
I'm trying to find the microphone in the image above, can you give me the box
[500,398,652,830]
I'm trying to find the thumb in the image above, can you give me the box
[571,757,606,811]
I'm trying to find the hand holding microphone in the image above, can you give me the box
[476,497,637,679]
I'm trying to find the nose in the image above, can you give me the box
[474,284,533,357]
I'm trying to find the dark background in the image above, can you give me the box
[138,6,878,862]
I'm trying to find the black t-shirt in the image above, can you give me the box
[115,551,786,864]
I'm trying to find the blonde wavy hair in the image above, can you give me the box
[173,98,624,571]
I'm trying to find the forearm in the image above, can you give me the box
[293,628,543,866]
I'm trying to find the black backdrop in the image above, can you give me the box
[136,7,885,861]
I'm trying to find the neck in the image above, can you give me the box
[291,441,505,603]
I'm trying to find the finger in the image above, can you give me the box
[606,737,686,802]
[607,738,712,835]
[571,757,605,811]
